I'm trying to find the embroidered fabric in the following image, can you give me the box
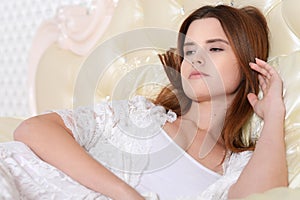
[0,155,20,200]
[0,96,252,200]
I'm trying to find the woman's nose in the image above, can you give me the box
[192,60,202,65]
[191,53,205,68]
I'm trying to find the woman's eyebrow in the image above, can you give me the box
[183,42,196,47]
[184,39,229,47]
[206,38,229,45]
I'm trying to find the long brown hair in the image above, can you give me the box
[154,5,269,153]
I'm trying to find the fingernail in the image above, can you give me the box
[255,58,262,62]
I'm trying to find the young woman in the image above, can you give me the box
[1,5,287,200]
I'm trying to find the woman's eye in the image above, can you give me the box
[184,50,196,56]
[210,48,223,52]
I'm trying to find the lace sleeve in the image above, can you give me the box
[53,96,176,152]
[53,100,113,151]
[198,151,253,200]
[0,159,20,199]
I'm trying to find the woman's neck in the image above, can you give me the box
[183,97,229,129]
[180,95,234,157]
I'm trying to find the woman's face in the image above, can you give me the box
[181,17,242,102]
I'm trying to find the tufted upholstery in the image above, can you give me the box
[0,0,300,198]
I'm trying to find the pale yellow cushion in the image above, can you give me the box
[242,187,300,200]
[0,117,22,142]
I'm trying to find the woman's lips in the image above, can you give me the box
[189,71,209,79]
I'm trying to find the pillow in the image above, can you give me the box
[0,117,22,142]
[243,187,300,199]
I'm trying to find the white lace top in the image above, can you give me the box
[0,96,253,200]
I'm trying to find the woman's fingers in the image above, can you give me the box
[248,58,284,118]
[249,59,271,95]
[255,58,280,79]
[258,74,268,94]
[247,93,258,108]
[249,61,269,79]
[249,58,277,79]
[249,58,284,101]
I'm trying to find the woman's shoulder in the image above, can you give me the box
[95,95,177,126]
[127,95,177,126]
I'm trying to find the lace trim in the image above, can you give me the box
[128,96,177,126]
[0,154,20,199]
[54,96,177,188]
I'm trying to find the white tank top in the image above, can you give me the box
[135,129,221,200]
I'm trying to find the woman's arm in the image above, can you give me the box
[228,58,288,198]
[14,112,144,200]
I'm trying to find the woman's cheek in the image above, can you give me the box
[222,69,242,94]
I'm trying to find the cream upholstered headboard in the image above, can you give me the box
[29,0,300,114]
[28,0,300,194]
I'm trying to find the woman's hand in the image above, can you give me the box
[228,58,288,199]
[247,58,285,119]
